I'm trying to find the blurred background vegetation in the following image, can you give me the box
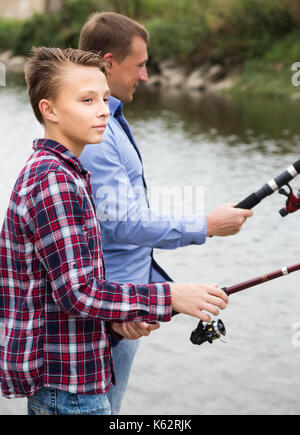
[0,0,300,96]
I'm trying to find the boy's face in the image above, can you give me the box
[42,64,110,151]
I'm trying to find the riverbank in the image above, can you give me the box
[1,47,300,101]
[145,28,300,100]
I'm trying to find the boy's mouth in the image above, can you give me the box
[93,124,107,131]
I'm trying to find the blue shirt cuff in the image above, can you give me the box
[180,215,207,246]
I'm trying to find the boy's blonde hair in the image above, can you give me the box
[25,47,106,124]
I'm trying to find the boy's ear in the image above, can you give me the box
[39,99,57,123]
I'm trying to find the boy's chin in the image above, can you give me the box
[88,134,104,145]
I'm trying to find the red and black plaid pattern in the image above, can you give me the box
[0,139,171,398]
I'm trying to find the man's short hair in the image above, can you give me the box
[24,47,106,124]
[79,12,149,61]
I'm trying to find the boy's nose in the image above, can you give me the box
[97,104,110,118]
[103,106,110,118]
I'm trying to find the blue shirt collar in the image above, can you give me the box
[108,96,123,117]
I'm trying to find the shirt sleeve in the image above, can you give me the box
[28,171,172,323]
[80,132,207,250]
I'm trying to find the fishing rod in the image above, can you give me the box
[190,262,300,346]
[189,160,300,345]
[235,158,300,216]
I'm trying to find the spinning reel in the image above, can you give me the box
[190,319,226,346]
[278,184,300,217]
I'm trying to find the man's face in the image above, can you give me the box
[44,64,110,150]
[108,36,149,103]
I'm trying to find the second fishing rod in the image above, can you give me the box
[190,261,300,346]
[189,158,300,346]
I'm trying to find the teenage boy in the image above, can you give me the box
[0,47,228,415]
[79,12,253,414]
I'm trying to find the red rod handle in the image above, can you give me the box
[223,263,300,296]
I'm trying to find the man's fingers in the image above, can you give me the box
[231,203,253,218]
[238,208,253,218]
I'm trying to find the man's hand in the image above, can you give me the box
[206,202,253,237]
[170,283,228,322]
[112,321,160,340]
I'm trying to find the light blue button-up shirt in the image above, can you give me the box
[80,96,206,285]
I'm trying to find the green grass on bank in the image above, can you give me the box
[228,31,300,98]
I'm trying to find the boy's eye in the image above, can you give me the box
[83,98,93,103]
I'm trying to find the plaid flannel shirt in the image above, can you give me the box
[0,139,171,398]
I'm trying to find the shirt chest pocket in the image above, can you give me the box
[82,215,96,238]
[82,222,89,237]
[82,210,103,248]
[77,186,103,253]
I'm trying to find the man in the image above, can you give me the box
[79,12,252,414]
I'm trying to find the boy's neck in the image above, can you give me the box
[43,128,85,158]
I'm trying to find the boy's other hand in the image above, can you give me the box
[112,321,160,340]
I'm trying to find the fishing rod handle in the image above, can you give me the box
[236,159,300,210]
[235,192,262,209]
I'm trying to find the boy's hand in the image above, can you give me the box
[112,321,160,340]
[207,202,253,237]
[170,283,228,322]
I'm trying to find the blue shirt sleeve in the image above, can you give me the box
[80,127,207,250]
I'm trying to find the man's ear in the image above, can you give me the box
[103,53,115,75]
[39,99,57,123]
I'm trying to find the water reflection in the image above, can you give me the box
[128,86,300,155]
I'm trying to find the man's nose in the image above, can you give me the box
[140,65,148,82]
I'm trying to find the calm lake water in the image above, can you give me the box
[0,79,300,415]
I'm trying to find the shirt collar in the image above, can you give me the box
[108,95,123,118]
[33,138,87,175]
